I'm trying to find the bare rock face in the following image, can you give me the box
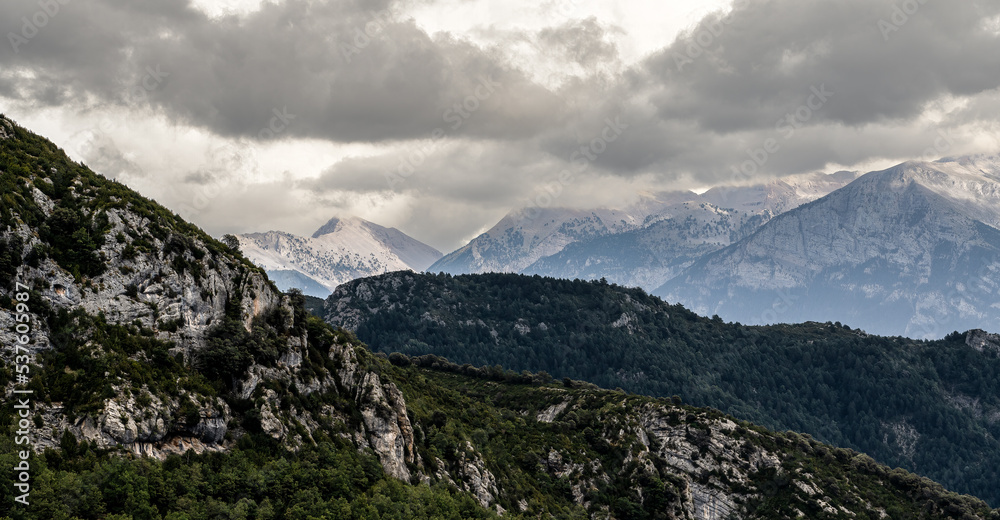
[536,400,570,423]
[637,408,776,519]
[0,169,293,458]
[523,396,926,520]
[356,372,417,481]
[457,441,499,508]
[258,389,288,440]
[32,390,232,460]
[967,329,1000,356]
[2,181,277,359]
[239,272,282,333]
[225,319,420,484]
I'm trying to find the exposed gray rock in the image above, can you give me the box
[457,441,499,508]
[2,183,278,360]
[30,390,232,460]
[259,389,288,440]
[967,329,1000,356]
[536,400,569,423]
[357,372,416,481]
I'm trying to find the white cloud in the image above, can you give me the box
[187,0,272,19]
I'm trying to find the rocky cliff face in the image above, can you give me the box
[0,116,422,481]
[1,181,277,353]
[409,372,1000,519]
[528,399,781,519]
[31,388,232,459]
[967,329,1000,357]
[0,164,274,458]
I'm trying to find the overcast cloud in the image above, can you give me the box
[1,0,998,250]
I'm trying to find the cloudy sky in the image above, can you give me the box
[2,0,999,251]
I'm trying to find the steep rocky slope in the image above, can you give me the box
[0,115,417,466]
[656,156,1000,338]
[395,357,1000,520]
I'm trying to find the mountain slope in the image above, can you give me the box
[698,170,862,216]
[264,268,332,297]
[656,156,1000,338]
[237,216,442,297]
[429,206,641,275]
[324,271,1000,506]
[522,201,770,289]
[436,171,858,289]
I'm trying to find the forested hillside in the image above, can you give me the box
[325,271,1000,506]
[6,340,1000,519]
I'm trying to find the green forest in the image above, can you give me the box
[328,271,1000,506]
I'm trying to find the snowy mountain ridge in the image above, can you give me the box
[433,170,861,288]
[237,216,441,297]
[656,154,1000,338]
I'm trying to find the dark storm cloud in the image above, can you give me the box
[302,140,558,202]
[0,0,563,142]
[538,17,620,68]
[643,0,1000,131]
[3,0,999,214]
[536,0,1000,180]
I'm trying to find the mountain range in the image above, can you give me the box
[7,114,999,518]
[420,156,1000,337]
[235,216,442,297]
[430,171,861,290]
[658,156,1000,338]
[237,154,1000,337]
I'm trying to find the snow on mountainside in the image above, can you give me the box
[441,171,860,287]
[523,202,769,289]
[237,217,441,297]
[656,155,1000,338]
[699,170,862,215]
[428,206,642,274]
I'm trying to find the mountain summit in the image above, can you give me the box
[656,155,1000,337]
[237,216,442,297]
[432,171,860,289]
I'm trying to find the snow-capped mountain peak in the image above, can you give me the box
[237,216,442,297]
[655,153,1000,338]
[432,170,860,286]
